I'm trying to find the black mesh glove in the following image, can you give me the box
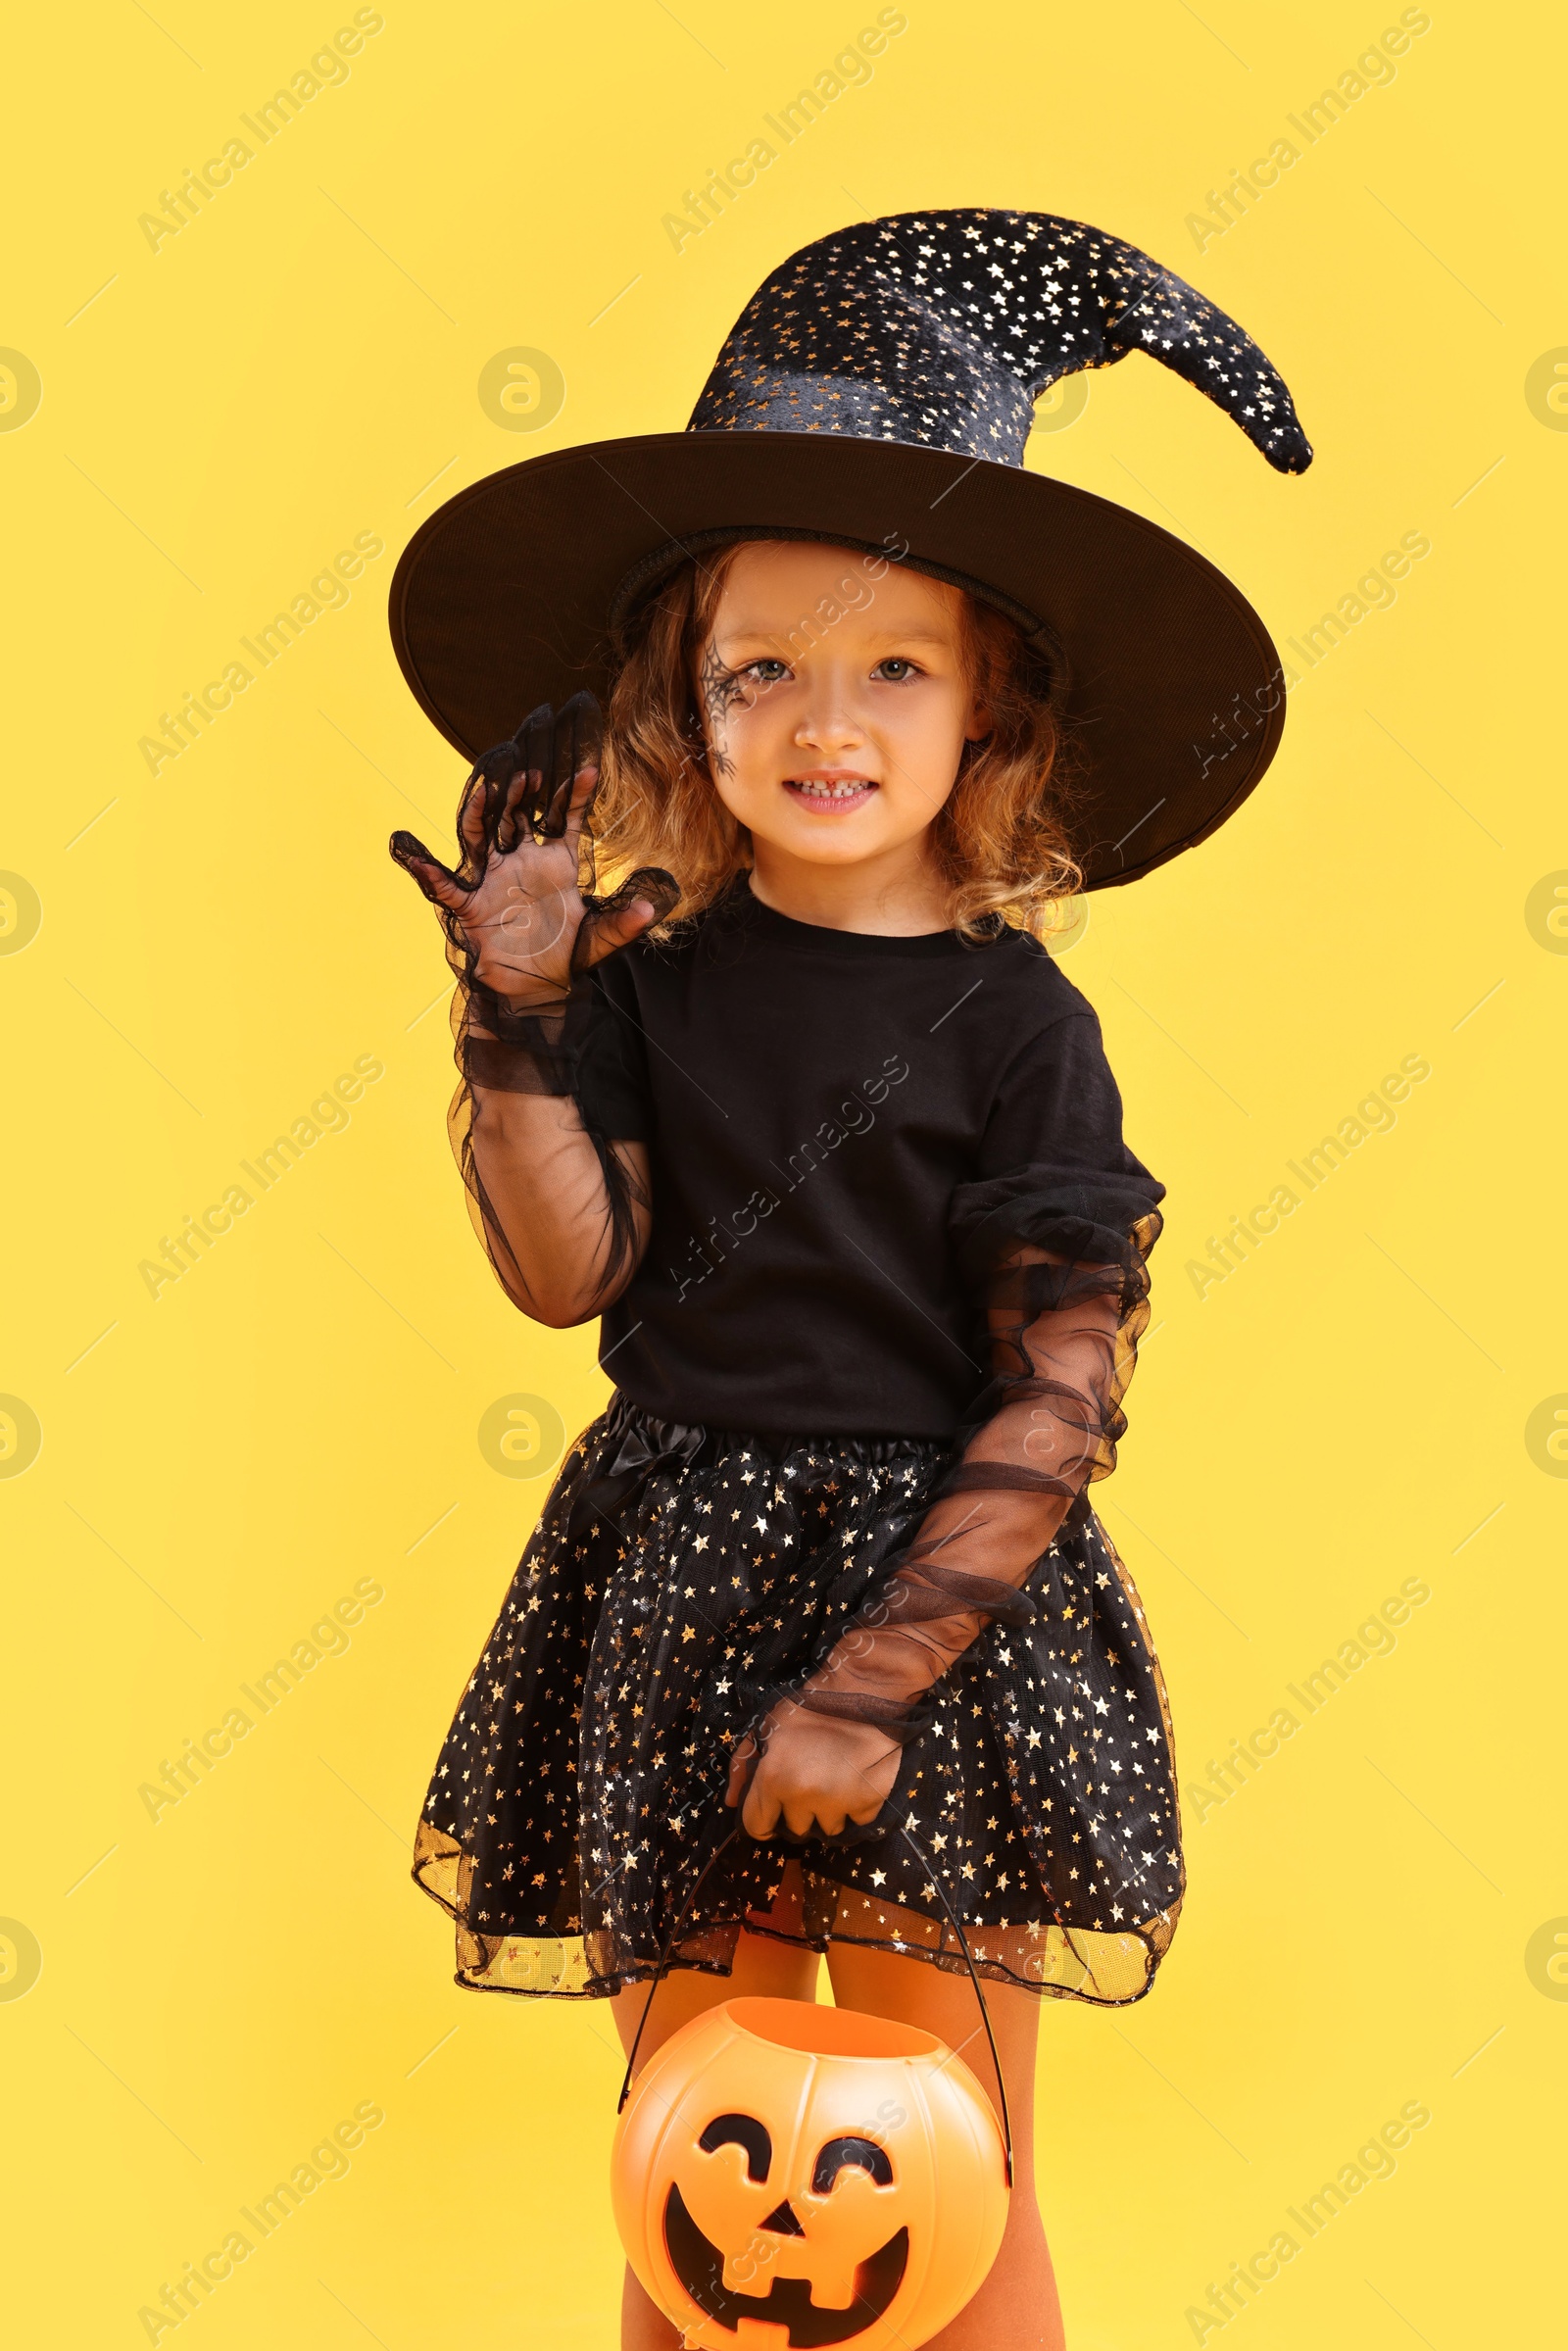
[388,693,676,1307]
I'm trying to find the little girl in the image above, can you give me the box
[389,210,1309,2349]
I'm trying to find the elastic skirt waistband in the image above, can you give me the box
[601,1388,953,1472]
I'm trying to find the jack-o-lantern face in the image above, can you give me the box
[666,2109,907,2345]
[612,1997,1008,2351]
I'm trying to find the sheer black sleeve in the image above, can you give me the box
[397,695,673,1316]
[791,1004,1164,1743]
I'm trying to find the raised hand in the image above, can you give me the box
[389,693,672,1013]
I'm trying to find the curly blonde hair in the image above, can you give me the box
[590,538,1082,941]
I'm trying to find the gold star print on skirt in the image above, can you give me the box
[412,1393,1183,2005]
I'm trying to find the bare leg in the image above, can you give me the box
[610,1872,820,2351]
[826,1938,1065,2351]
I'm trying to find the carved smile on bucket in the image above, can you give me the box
[663,2112,909,2347]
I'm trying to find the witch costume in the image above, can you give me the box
[390,210,1309,2006]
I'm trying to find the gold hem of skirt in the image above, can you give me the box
[412,1812,1179,2007]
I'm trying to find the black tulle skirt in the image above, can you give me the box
[413,1394,1184,2004]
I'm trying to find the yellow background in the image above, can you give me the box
[4,3,1562,2344]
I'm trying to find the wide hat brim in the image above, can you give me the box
[389,430,1284,891]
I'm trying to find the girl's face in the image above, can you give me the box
[695,540,985,871]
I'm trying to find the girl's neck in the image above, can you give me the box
[745,839,951,937]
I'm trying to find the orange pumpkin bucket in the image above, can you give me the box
[612,1992,1010,2349]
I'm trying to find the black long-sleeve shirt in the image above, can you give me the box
[576,879,1163,1438]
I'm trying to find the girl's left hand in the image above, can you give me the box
[725,1702,902,1839]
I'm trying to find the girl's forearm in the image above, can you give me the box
[466,1086,649,1326]
[802,1268,1128,1712]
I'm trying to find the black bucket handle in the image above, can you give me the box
[614,1812,1014,2188]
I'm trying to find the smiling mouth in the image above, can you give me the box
[663,2183,908,2347]
[783,773,879,811]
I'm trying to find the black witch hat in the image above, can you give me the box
[390,210,1311,888]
